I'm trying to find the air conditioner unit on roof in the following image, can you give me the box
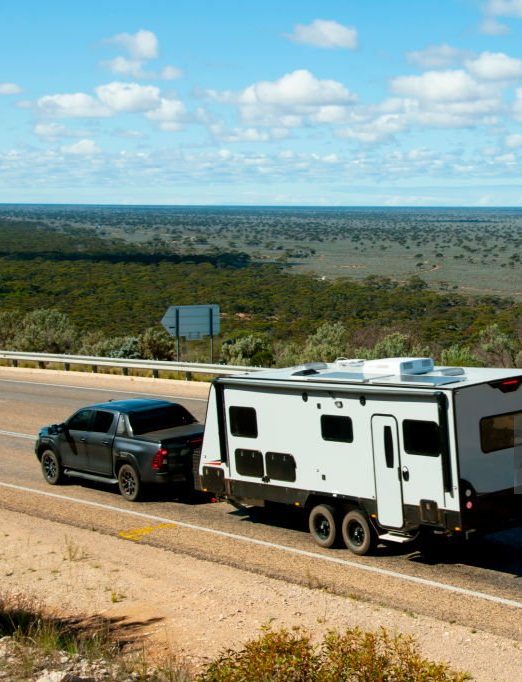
[359,357,434,375]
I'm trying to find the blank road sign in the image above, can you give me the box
[161,304,220,339]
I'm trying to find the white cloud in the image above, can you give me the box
[465,52,522,80]
[479,17,510,34]
[485,0,522,17]
[514,88,522,121]
[338,113,406,143]
[96,81,161,112]
[102,57,147,79]
[106,29,159,59]
[288,19,358,49]
[390,70,492,102]
[36,93,111,118]
[102,58,182,81]
[407,44,468,69]
[208,70,356,127]
[145,97,186,130]
[239,69,353,106]
[209,124,290,142]
[0,82,22,95]
[505,133,522,148]
[33,122,83,139]
[60,139,101,155]
[160,65,183,80]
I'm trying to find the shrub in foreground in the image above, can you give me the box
[198,626,470,682]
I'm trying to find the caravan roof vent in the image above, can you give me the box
[335,358,365,368]
[435,367,465,376]
[291,362,328,376]
[361,357,434,376]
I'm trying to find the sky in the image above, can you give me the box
[2,0,522,206]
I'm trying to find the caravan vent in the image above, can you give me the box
[362,357,434,376]
[291,362,328,376]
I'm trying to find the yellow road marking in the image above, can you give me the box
[118,522,176,542]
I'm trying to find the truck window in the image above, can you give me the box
[266,452,296,482]
[403,420,440,456]
[235,448,263,477]
[91,411,114,434]
[67,409,92,431]
[229,407,258,438]
[321,415,353,443]
[480,411,522,453]
[128,404,196,435]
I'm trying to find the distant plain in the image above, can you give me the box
[2,204,522,298]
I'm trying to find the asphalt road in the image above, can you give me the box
[1,367,522,641]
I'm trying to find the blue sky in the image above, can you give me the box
[2,0,522,205]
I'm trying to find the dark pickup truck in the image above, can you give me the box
[35,398,204,501]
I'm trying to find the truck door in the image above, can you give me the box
[60,408,93,470]
[84,410,116,475]
[371,415,404,529]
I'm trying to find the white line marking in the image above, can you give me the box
[1,480,521,610]
[0,429,34,440]
[0,378,207,402]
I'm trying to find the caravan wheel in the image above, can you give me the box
[342,510,375,556]
[309,504,338,548]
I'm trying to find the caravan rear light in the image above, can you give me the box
[152,447,169,470]
[465,500,473,510]
[489,377,522,393]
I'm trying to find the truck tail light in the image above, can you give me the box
[152,447,169,470]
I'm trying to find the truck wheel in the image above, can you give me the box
[41,449,63,485]
[342,510,375,556]
[309,504,338,548]
[118,464,141,502]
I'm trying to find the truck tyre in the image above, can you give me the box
[41,449,63,485]
[309,504,338,548]
[118,464,141,502]
[342,510,375,556]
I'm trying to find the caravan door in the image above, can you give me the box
[371,415,404,529]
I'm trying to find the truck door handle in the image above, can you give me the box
[402,466,410,482]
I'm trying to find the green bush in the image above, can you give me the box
[197,627,470,682]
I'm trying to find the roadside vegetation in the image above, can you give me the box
[0,591,469,681]
[1,214,522,367]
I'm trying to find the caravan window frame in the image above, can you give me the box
[229,406,258,438]
[402,419,441,457]
[320,415,354,443]
[480,410,522,454]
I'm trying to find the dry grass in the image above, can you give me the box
[1,591,470,681]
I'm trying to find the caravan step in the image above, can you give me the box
[378,532,417,544]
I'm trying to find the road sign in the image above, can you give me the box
[161,304,220,340]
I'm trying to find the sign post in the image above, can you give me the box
[161,304,220,362]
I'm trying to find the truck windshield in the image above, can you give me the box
[128,405,197,435]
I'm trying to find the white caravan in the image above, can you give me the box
[198,357,522,555]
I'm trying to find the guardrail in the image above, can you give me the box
[0,350,266,380]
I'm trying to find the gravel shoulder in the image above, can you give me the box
[1,508,521,680]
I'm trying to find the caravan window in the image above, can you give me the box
[403,420,440,456]
[266,452,296,482]
[235,449,263,477]
[321,415,353,443]
[229,406,258,438]
[480,411,522,453]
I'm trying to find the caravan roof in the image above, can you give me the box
[229,357,522,391]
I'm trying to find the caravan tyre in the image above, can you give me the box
[342,510,375,556]
[309,504,338,548]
